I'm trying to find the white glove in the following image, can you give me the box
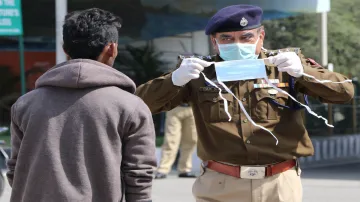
[172,58,213,86]
[267,52,304,78]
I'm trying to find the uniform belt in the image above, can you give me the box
[205,159,296,179]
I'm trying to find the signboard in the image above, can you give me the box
[0,0,22,36]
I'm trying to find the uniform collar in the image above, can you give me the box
[214,54,223,62]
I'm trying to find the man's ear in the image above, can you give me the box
[210,35,217,47]
[260,26,265,41]
[210,34,219,54]
[106,43,118,58]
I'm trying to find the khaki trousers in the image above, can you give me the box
[192,167,302,202]
[157,106,197,174]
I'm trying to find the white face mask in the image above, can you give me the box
[215,59,266,82]
[200,59,352,145]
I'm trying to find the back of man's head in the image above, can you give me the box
[62,8,122,62]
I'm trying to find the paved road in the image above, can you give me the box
[1,163,360,202]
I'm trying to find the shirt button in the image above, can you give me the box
[242,98,246,102]
[246,140,251,144]
[243,119,248,123]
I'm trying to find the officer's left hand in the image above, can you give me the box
[267,52,304,78]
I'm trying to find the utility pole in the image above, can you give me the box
[56,0,67,64]
[319,12,332,135]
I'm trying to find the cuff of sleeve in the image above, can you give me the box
[166,72,185,89]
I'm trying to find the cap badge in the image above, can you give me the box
[240,17,248,27]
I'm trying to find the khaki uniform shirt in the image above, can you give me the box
[136,48,354,165]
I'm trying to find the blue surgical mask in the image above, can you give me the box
[215,59,267,82]
[217,38,260,61]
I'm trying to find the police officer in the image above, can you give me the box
[155,104,197,179]
[136,4,354,202]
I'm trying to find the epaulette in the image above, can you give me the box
[177,54,216,62]
[263,47,301,57]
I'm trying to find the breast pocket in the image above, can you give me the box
[251,89,289,121]
[198,93,234,123]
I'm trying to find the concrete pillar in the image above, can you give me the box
[56,0,67,64]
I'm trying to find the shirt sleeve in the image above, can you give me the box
[121,99,157,202]
[136,58,191,114]
[295,51,354,104]
[6,103,23,187]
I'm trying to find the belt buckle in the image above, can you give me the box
[240,166,266,179]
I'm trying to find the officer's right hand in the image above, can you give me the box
[172,58,214,87]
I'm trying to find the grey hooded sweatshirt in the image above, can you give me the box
[7,59,156,202]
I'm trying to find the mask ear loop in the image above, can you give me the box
[264,77,334,128]
[200,72,231,121]
[201,71,279,144]
[208,60,278,145]
[217,80,279,145]
[302,73,352,84]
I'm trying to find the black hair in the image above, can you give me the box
[62,8,122,60]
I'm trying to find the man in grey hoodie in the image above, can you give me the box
[7,8,156,202]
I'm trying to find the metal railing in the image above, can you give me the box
[305,96,359,137]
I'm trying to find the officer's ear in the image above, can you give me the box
[210,34,219,54]
[257,26,265,50]
[258,26,265,41]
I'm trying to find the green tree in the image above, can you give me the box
[263,0,360,77]
[115,43,169,86]
[263,1,360,136]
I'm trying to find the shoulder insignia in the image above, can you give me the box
[307,58,322,67]
[176,54,215,69]
[178,54,215,62]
